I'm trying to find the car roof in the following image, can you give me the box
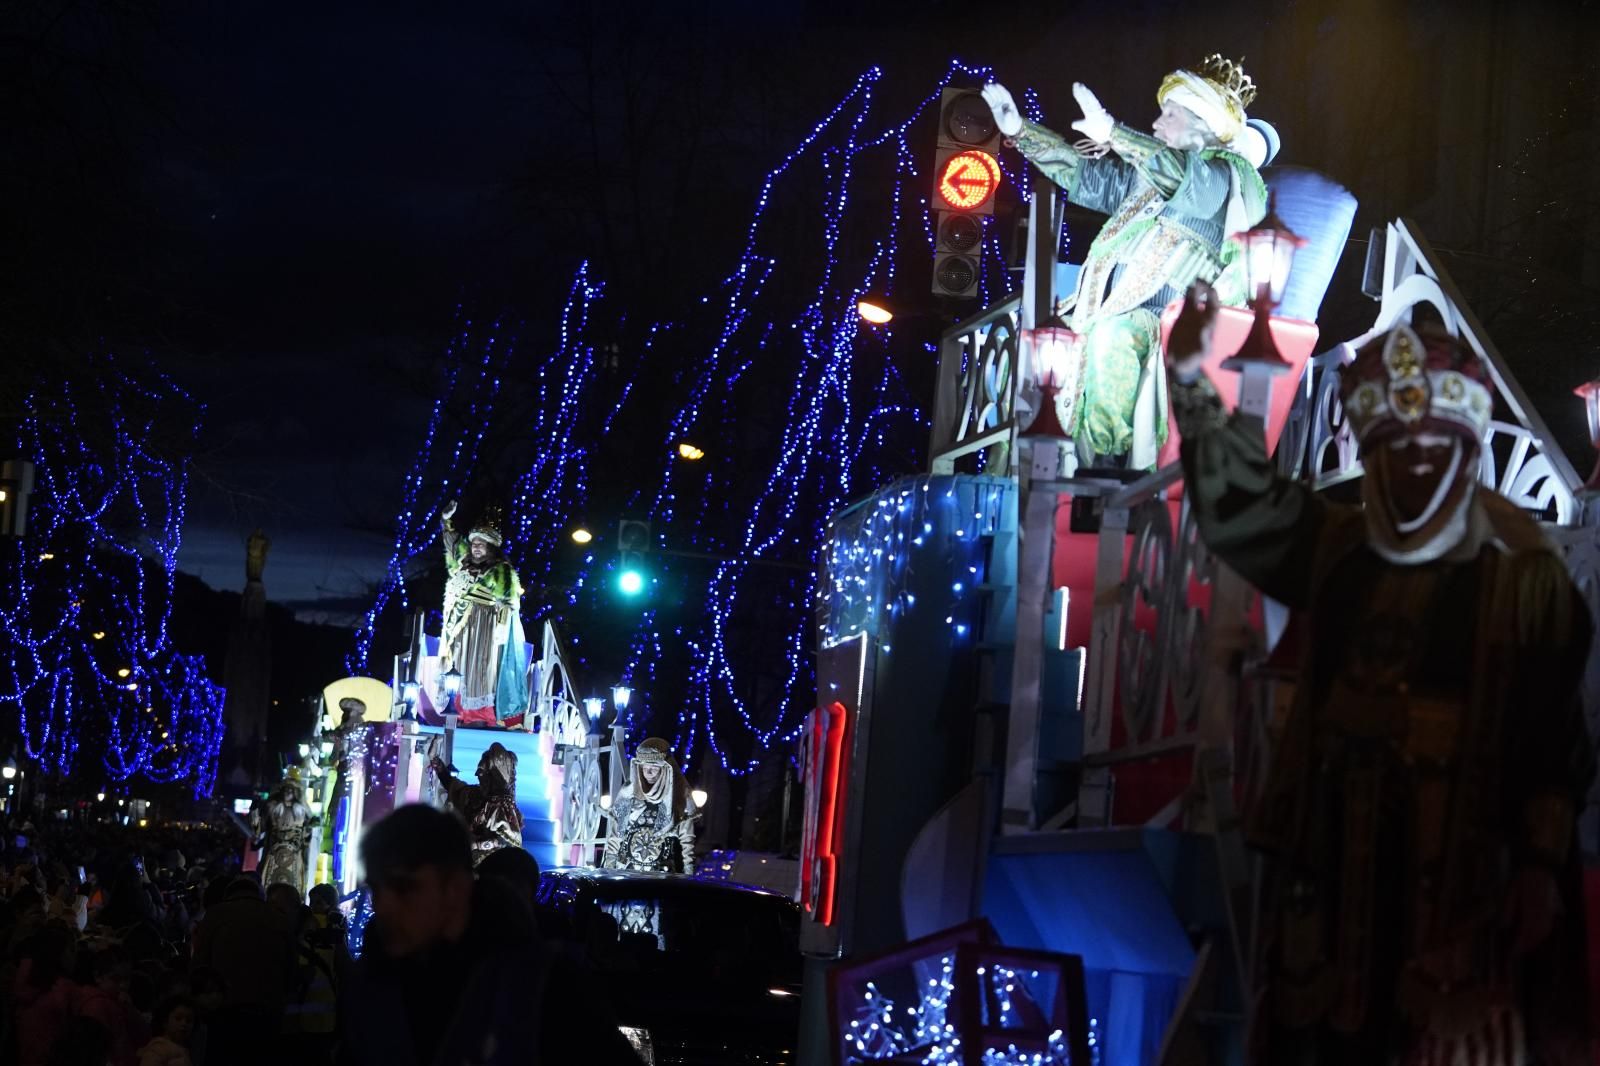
[540,866,797,907]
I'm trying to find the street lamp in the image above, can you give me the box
[399,680,420,721]
[1221,196,1306,380]
[611,685,631,711]
[441,668,463,698]
[691,787,709,809]
[570,527,594,545]
[857,299,895,325]
[2,759,15,781]
[583,697,605,730]
[1019,315,1077,440]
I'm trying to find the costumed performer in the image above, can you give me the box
[440,500,530,725]
[601,738,699,875]
[982,55,1270,468]
[1167,283,1593,1065]
[430,742,526,866]
[254,771,317,898]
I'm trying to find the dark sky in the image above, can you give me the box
[161,5,549,613]
[11,0,1598,618]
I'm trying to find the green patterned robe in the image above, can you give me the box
[1013,120,1266,465]
[441,519,523,714]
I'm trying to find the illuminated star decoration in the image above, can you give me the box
[0,355,226,796]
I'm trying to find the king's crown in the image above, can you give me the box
[1193,54,1257,109]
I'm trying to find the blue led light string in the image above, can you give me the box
[355,62,1027,779]
[1,355,226,796]
[618,60,1015,774]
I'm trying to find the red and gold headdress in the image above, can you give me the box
[1339,324,1493,450]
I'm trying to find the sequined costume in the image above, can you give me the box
[434,742,525,866]
[602,739,698,875]
[1010,57,1267,465]
[1170,322,1593,1065]
[256,780,315,897]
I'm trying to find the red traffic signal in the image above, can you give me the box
[935,150,1001,211]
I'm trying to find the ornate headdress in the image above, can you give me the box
[632,738,672,766]
[1158,54,1256,146]
[468,506,505,548]
[629,738,688,817]
[477,741,517,794]
[1339,324,1494,450]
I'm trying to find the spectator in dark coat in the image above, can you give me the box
[191,876,295,1065]
[339,804,638,1066]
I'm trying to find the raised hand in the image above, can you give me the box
[1168,282,1220,378]
[980,83,1023,138]
[1069,82,1113,144]
[442,499,458,521]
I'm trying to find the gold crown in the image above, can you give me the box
[1192,54,1257,110]
[468,505,506,546]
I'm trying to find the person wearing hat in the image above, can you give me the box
[439,500,528,725]
[1165,284,1593,1065]
[428,742,525,866]
[601,739,699,875]
[253,772,316,900]
[982,56,1270,469]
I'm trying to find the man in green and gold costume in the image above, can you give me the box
[1167,285,1593,1065]
[982,56,1269,467]
[440,500,529,724]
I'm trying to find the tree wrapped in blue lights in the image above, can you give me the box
[358,61,1046,779]
[0,356,226,796]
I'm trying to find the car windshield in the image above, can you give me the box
[543,878,802,998]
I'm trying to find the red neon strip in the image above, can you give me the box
[815,700,850,926]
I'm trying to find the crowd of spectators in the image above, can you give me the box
[0,814,347,1066]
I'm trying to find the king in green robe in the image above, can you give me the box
[987,55,1269,466]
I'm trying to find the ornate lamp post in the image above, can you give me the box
[1221,196,1306,419]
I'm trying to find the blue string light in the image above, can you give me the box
[356,61,1031,777]
[1,355,226,796]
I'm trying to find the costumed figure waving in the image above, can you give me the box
[430,742,525,866]
[601,738,699,875]
[1167,285,1594,1065]
[440,500,530,725]
[982,56,1270,468]
[253,772,316,898]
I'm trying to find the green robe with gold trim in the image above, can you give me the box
[1013,120,1266,464]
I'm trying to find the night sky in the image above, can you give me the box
[8,0,1599,619]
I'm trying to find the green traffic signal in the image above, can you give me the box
[619,568,646,596]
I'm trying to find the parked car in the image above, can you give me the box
[537,867,803,1065]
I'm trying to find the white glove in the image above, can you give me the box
[1069,83,1113,144]
[980,83,1023,138]
[442,499,458,520]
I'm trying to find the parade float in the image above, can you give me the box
[794,62,1600,1066]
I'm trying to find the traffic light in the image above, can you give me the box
[931,87,1003,299]
[616,519,651,597]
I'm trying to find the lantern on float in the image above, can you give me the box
[1020,315,1077,440]
[1221,194,1306,377]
